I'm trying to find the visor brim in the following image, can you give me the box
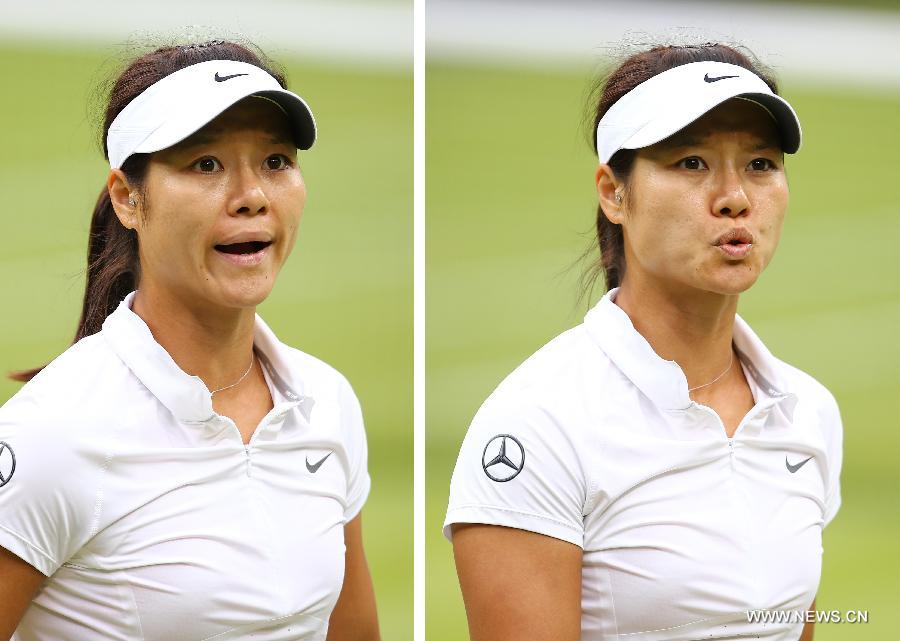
[621,92,801,156]
[132,88,317,158]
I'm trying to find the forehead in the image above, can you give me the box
[653,98,782,150]
[177,96,295,149]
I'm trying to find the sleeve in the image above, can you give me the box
[338,377,371,522]
[820,391,843,528]
[0,398,95,576]
[443,391,587,548]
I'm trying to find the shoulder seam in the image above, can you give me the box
[0,523,58,566]
[447,503,584,533]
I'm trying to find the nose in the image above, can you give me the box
[229,167,270,216]
[711,168,750,218]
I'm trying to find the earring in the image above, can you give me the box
[614,191,623,203]
[128,195,137,207]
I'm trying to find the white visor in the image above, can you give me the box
[596,61,801,164]
[107,59,316,169]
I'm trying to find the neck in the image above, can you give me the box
[614,273,738,390]
[131,284,257,393]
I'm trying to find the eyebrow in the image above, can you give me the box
[656,134,704,150]
[655,132,781,152]
[752,140,781,151]
[177,130,291,150]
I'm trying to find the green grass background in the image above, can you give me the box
[426,62,900,639]
[0,43,411,638]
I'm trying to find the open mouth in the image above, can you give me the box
[214,241,272,255]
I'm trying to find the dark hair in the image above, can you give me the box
[581,43,779,297]
[11,40,287,382]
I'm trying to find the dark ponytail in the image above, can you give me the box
[10,39,287,382]
[77,154,148,344]
[581,43,779,297]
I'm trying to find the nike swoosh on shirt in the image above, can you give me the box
[785,455,813,473]
[306,452,333,473]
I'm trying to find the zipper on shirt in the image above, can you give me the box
[238,404,293,478]
[690,402,742,466]
[693,398,779,468]
[217,401,298,479]
[217,416,254,478]
[243,444,252,477]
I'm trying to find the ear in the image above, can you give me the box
[596,164,625,225]
[107,169,140,230]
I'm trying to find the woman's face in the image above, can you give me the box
[132,97,306,311]
[608,98,789,297]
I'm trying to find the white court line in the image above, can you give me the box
[428,0,900,90]
[0,0,411,70]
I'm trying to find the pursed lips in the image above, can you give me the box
[713,227,754,259]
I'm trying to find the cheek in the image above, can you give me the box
[628,180,704,264]
[138,186,216,270]
[756,183,789,242]
[282,177,307,239]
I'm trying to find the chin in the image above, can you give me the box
[215,277,277,310]
[706,266,761,296]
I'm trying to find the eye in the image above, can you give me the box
[193,157,222,173]
[264,154,293,171]
[749,158,776,171]
[677,156,707,170]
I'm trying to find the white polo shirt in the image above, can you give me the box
[445,288,842,641]
[0,293,370,641]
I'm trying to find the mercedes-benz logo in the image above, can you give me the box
[0,441,16,487]
[482,434,524,482]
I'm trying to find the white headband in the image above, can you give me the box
[107,59,316,169]
[596,61,801,164]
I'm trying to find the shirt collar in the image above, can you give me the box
[101,292,311,424]
[583,288,795,413]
